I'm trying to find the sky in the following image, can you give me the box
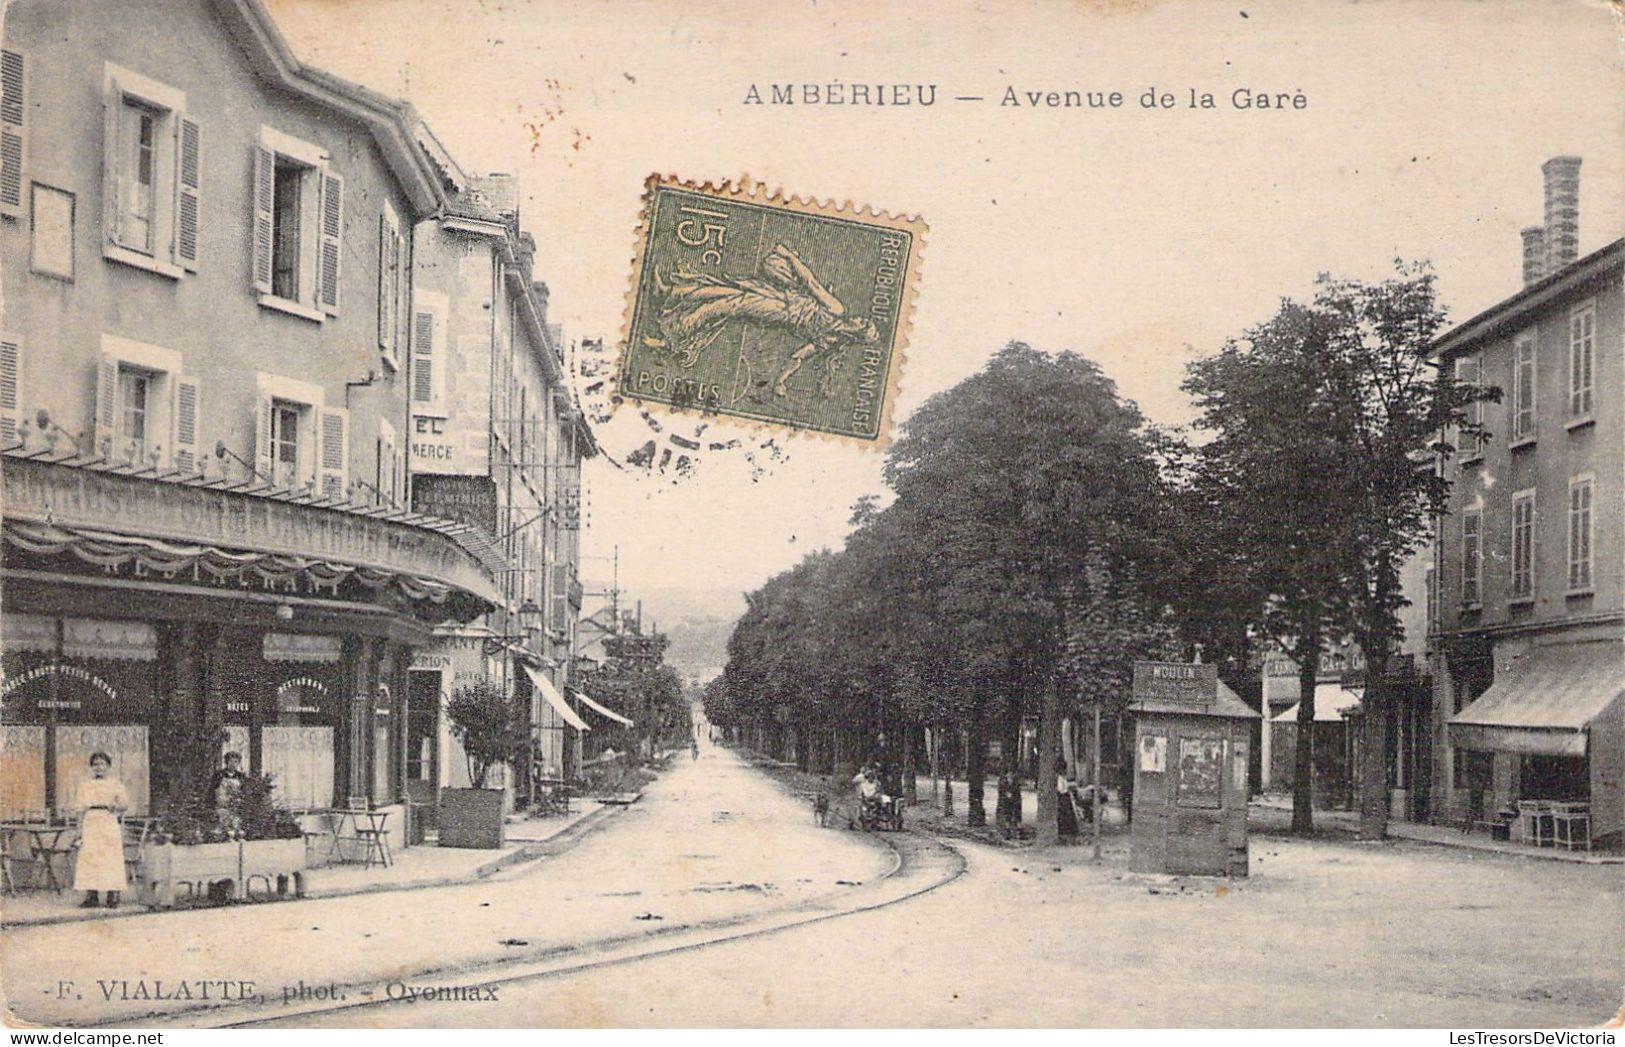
[267,0,1625,599]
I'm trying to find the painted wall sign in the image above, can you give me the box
[1132,662,1218,705]
[411,474,499,536]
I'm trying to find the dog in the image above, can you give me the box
[812,793,830,827]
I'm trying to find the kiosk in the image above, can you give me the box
[1128,662,1258,877]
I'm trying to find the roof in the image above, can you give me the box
[1273,682,1364,723]
[1130,678,1260,720]
[1448,640,1624,757]
[1433,239,1624,363]
[209,0,448,217]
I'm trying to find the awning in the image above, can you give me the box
[571,688,633,727]
[1448,641,1624,756]
[524,663,590,731]
[1273,683,1364,723]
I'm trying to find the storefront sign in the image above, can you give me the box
[411,475,499,536]
[3,457,501,603]
[275,677,329,715]
[1132,662,1218,706]
[0,663,118,702]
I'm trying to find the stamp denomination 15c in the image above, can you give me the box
[619,176,924,443]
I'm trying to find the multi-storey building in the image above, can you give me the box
[403,159,598,805]
[1424,158,1623,846]
[0,0,507,836]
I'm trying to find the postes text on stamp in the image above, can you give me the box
[619,176,923,443]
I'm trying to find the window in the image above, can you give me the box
[252,128,342,319]
[271,401,304,487]
[1511,333,1536,443]
[1568,302,1594,419]
[101,65,198,276]
[254,373,346,498]
[410,293,448,413]
[1461,508,1482,606]
[271,162,302,301]
[1511,491,1535,601]
[118,367,151,447]
[1568,476,1593,592]
[1455,355,1483,459]
[93,336,198,470]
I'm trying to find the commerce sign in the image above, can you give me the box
[1131,662,1218,706]
[411,475,499,537]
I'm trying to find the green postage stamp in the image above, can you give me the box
[619,176,924,443]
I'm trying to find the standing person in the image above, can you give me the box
[208,751,246,809]
[73,752,129,909]
[1055,759,1080,838]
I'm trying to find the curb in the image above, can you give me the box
[0,803,627,930]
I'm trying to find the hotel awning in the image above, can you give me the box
[571,688,633,727]
[524,663,590,731]
[1448,641,1624,757]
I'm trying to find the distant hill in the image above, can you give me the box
[583,583,746,686]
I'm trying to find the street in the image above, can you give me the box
[5,743,1619,1029]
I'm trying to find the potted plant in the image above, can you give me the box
[233,772,307,897]
[440,677,528,848]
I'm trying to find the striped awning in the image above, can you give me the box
[524,663,589,732]
[1448,641,1624,756]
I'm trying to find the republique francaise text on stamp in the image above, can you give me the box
[619,176,924,443]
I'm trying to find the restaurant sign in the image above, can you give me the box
[1131,662,1218,706]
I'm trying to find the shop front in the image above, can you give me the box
[0,454,501,831]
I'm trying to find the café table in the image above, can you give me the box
[325,808,392,868]
[1,821,77,892]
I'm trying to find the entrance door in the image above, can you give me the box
[406,671,441,788]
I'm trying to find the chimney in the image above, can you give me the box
[1520,226,1546,286]
[1542,155,1581,274]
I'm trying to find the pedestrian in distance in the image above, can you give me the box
[74,751,129,909]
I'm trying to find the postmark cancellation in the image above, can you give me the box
[618,176,924,443]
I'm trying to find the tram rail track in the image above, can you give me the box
[117,826,965,1030]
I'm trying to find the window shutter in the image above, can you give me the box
[551,563,568,635]
[95,354,119,453]
[253,394,274,481]
[411,310,435,405]
[375,419,397,506]
[252,145,274,293]
[171,374,201,473]
[318,170,343,314]
[317,406,348,500]
[102,84,124,246]
[172,115,201,270]
[0,49,24,218]
[0,336,21,446]
[377,214,397,354]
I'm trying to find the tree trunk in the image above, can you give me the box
[902,723,918,803]
[1292,625,1320,834]
[1035,674,1061,846]
[1358,635,1393,841]
[966,702,987,827]
[796,722,811,772]
[999,690,1023,829]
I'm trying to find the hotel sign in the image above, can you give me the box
[411,475,499,537]
[2,457,501,604]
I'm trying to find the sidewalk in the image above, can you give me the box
[0,800,617,929]
[1249,795,1621,864]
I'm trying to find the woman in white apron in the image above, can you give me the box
[74,751,129,908]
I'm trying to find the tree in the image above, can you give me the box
[447,677,529,789]
[1184,263,1490,835]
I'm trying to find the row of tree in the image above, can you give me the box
[706,263,1490,842]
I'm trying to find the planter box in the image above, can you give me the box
[437,787,506,849]
[136,838,307,908]
[240,838,307,898]
[137,841,240,909]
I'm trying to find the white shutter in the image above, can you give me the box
[411,309,435,406]
[376,418,397,506]
[171,374,201,473]
[377,213,398,355]
[95,354,119,454]
[253,394,274,481]
[172,115,201,270]
[318,406,348,500]
[0,336,21,446]
[252,145,274,293]
[318,170,343,314]
[0,50,24,218]
[102,82,124,246]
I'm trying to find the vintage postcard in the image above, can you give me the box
[0,0,1621,1036]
